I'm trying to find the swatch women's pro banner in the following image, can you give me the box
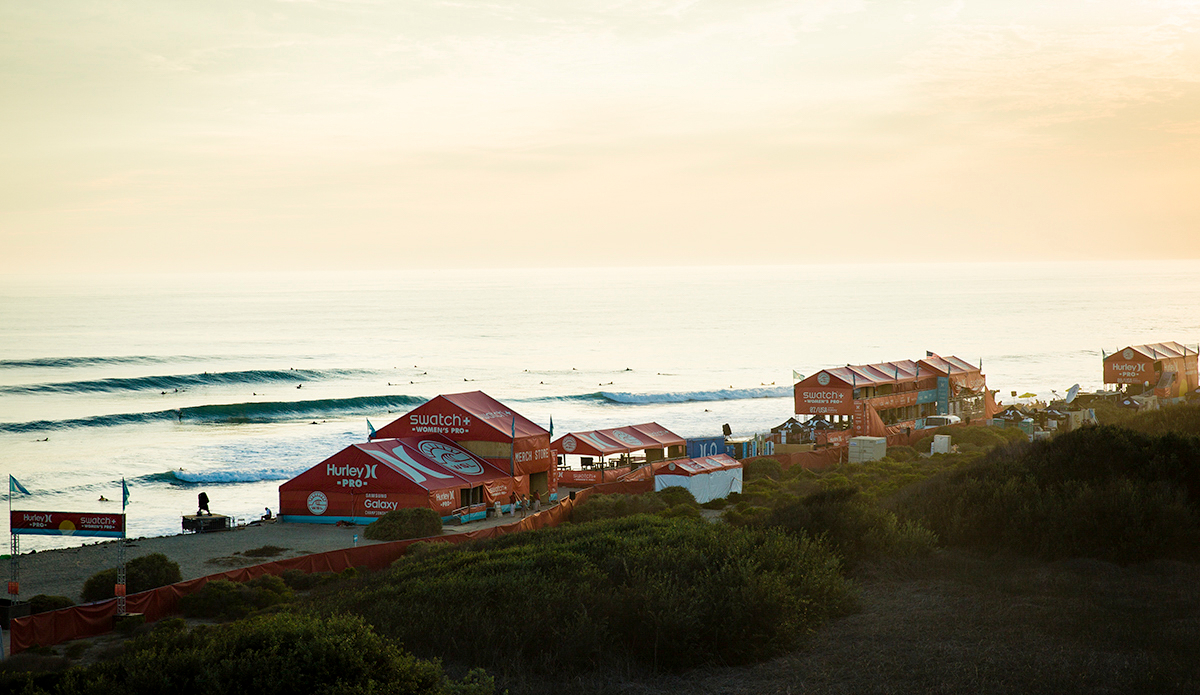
[10,511,125,538]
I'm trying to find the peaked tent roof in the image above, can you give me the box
[553,422,686,457]
[375,391,549,441]
[1110,341,1198,360]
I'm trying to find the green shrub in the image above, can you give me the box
[80,553,182,603]
[894,425,1200,562]
[319,515,854,673]
[571,492,666,522]
[52,613,479,695]
[280,568,318,591]
[886,445,918,462]
[743,458,783,481]
[178,574,294,621]
[658,503,703,520]
[362,507,443,541]
[725,487,936,566]
[655,486,698,508]
[700,498,728,510]
[29,594,75,614]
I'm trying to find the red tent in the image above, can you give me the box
[374,391,550,474]
[552,422,686,458]
[279,434,515,524]
[374,391,554,498]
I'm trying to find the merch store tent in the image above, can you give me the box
[622,454,742,504]
[374,391,554,498]
[279,434,515,524]
[553,423,687,462]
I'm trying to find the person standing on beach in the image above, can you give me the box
[197,491,211,516]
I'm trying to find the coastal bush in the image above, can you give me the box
[48,613,487,695]
[362,507,443,542]
[1114,402,1200,437]
[316,515,854,673]
[571,491,666,522]
[178,575,293,621]
[885,445,918,462]
[894,425,1200,562]
[743,457,783,480]
[29,594,75,614]
[80,553,182,602]
[655,486,698,508]
[280,568,319,591]
[724,487,937,566]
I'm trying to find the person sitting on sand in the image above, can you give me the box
[262,507,273,521]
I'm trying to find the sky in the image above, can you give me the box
[2,0,1198,272]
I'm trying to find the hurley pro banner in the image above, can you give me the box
[10,511,125,537]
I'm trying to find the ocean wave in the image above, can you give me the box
[137,467,309,485]
[0,368,368,395]
[0,355,179,369]
[528,386,792,406]
[0,394,427,433]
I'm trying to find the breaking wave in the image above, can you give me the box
[528,386,791,405]
[0,394,427,433]
[0,368,368,395]
[137,466,310,485]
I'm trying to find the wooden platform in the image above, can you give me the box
[182,514,230,533]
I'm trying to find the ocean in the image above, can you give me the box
[2,261,1198,551]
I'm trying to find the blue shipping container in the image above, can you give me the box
[687,436,725,459]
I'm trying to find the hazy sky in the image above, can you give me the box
[2,1,1198,271]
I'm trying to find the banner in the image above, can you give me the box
[10,511,125,538]
[794,386,854,415]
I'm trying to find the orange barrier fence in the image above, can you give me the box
[743,446,846,472]
[10,491,592,654]
[557,467,632,486]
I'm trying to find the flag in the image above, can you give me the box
[792,370,803,381]
[9,475,30,496]
[549,415,553,439]
[122,478,130,509]
[367,418,377,439]
[926,350,935,357]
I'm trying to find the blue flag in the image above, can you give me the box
[9,475,30,496]
[549,415,553,439]
[367,419,377,439]
[122,478,130,509]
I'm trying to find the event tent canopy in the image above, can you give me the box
[620,454,743,504]
[374,391,552,477]
[552,422,686,458]
[279,433,514,524]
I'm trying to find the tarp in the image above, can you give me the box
[553,422,685,458]
[279,434,514,523]
[557,466,632,486]
[374,391,553,478]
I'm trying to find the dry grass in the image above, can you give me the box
[500,550,1200,695]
